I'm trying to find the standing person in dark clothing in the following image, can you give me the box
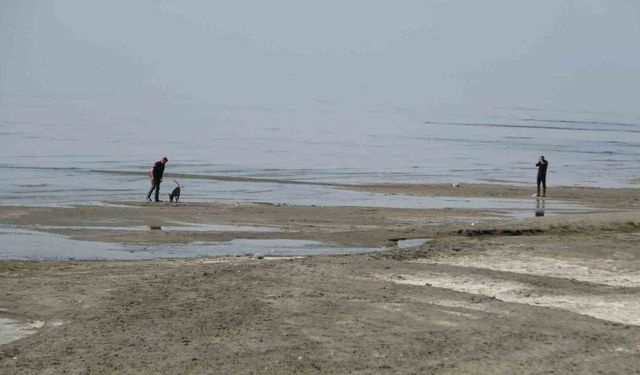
[147,157,168,202]
[536,155,548,197]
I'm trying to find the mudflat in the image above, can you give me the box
[1,183,640,374]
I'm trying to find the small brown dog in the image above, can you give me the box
[168,180,181,202]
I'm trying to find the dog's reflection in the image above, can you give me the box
[535,198,545,217]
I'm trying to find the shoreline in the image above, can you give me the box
[344,182,640,207]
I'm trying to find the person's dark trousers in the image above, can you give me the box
[537,176,546,197]
[147,179,161,202]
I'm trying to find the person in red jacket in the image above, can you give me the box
[146,157,168,202]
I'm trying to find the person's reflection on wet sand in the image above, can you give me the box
[535,199,545,217]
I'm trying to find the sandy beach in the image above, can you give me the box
[1,183,639,374]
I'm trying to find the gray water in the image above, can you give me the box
[2,2,640,206]
[0,316,32,346]
[1,97,638,208]
[396,238,431,249]
[0,227,379,260]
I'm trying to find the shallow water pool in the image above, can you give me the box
[0,227,380,260]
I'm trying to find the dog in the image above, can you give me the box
[168,180,181,202]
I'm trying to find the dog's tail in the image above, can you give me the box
[173,179,180,187]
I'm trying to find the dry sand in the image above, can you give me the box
[1,183,640,374]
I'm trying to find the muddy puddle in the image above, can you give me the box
[0,316,43,346]
[396,238,431,249]
[34,222,284,233]
[0,227,380,260]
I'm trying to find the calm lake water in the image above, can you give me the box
[1,95,638,206]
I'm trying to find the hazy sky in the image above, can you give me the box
[1,1,639,113]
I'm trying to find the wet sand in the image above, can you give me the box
[1,183,640,374]
[347,182,640,209]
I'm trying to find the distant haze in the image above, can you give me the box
[1,1,639,113]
